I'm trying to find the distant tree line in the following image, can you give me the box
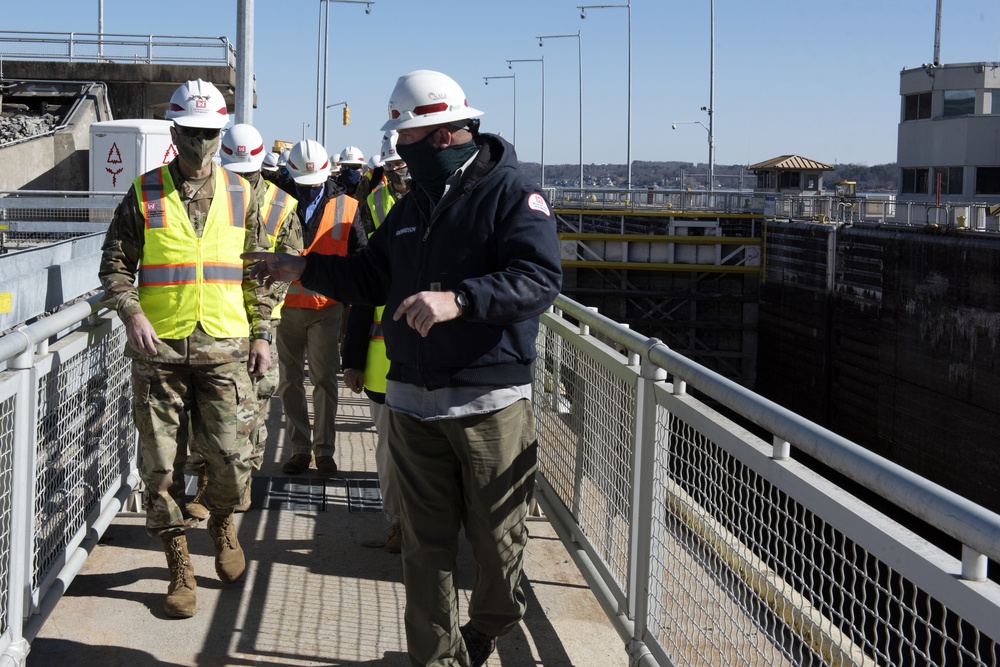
[517,160,898,192]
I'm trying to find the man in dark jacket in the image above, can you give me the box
[244,69,562,667]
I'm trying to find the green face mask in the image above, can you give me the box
[175,133,220,169]
[395,134,477,198]
[243,170,262,188]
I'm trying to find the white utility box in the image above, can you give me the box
[89,119,177,192]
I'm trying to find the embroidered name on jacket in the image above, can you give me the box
[396,226,417,236]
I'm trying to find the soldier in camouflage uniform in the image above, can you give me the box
[99,80,275,619]
[181,123,303,521]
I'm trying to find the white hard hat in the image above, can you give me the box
[286,140,331,185]
[380,130,402,165]
[220,124,265,173]
[262,151,280,172]
[166,79,229,129]
[380,70,484,132]
[277,148,291,167]
[338,146,365,166]
[366,154,381,170]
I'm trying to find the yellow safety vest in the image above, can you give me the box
[134,166,251,340]
[362,184,397,394]
[259,182,298,320]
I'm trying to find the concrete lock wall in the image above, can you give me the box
[756,221,1000,513]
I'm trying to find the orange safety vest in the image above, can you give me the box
[284,194,358,309]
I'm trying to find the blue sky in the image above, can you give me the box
[4,1,999,168]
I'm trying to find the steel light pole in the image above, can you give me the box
[670,120,713,191]
[537,31,583,191]
[507,57,545,188]
[483,75,516,148]
[302,122,311,140]
[578,2,631,192]
[316,0,373,146]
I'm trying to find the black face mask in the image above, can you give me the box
[395,133,477,197]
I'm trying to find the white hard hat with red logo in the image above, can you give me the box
[262,151,280,172]
[380,131,402,165]
[286,140,331,185]
[380,70,483,132]
[166,79,229,129]
[220,124,266,173]
[338,146,365,166]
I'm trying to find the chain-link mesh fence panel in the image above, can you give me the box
[32,321,134,590]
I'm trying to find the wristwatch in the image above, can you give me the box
[252,332,273,343]
[454,290,469,315]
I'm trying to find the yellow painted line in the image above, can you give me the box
[559,233,761,245]
[0,224,8,231]
[561,260,760,274]
[553,208,764,219]
[0,293,12,314]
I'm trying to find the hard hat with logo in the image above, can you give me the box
[380,131,402,165]
[262,151,280,172]
[380,70,483,132]
[338,146,365,166]
[166,79,229,129]
[286,140,331,185]
[220,124,266,173]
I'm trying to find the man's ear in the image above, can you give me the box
[429,126,453,149]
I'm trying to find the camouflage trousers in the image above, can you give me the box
[248,341,280,470]
[185,341,278,475]
[132,359,256,536]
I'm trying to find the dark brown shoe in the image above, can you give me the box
[460,622,496,667]
[316,455,338,478]
[282,453,313,475]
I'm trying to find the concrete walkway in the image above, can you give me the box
[26,382,629,667]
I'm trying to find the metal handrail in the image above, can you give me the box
[553,294,1000,567]
[0,31,234,67]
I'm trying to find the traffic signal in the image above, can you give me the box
[343,107,350,126]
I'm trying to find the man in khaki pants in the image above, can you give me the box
[244,70,562,667]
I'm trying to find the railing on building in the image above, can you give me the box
[545,186,1000,232]
[0,31,235,67]
[2,281,999,665]
[533,296,1000,666]
[0,191,119,254]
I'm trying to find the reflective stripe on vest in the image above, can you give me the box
[133,166,251,339]
[260,182,297,320]
[367,184,396,229]
[262,182,296,240]
[285,194,358,310]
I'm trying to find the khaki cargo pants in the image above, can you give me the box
[388,399,537,667]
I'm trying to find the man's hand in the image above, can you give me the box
[393,291,462,338]
[125,313,160,356]
[241,252,307,287]
[343,368,365,393]
[247,339,271,378]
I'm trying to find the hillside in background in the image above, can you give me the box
[517,160,898,192]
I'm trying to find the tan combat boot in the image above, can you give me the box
[184,471,210,523]
[161,533,197,618]
[208,511,245,584]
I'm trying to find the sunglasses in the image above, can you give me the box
[175,125,219,141]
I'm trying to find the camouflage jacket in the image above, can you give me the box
[99,160,274,364]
